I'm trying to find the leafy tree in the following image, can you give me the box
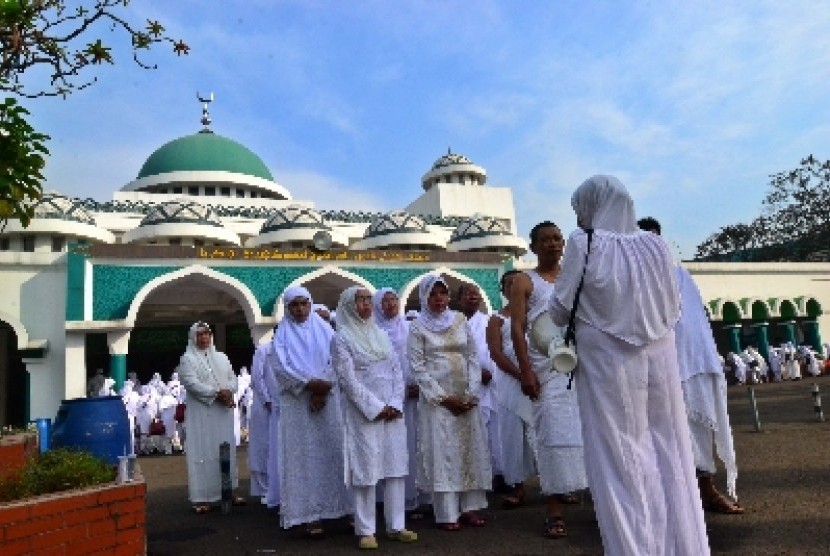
[0,0,187,228]
[695,155,830,261]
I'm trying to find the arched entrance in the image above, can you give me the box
[125,274,254,383]
[0,320,28,427]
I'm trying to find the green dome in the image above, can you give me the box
[137,132,274,181]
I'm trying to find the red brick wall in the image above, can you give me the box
[0,480,146,556]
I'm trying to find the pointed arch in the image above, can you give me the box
[274,267,374,320]
[125,265,261,328]
[399,266,495,314]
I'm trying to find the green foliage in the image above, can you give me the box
[695,155,830,262]
[0,96,48,228]
[1,0,189,98]
[0,448,116,503]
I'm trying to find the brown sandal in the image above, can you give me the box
[543,516,567,538]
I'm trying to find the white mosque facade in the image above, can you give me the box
[0,113,827,426]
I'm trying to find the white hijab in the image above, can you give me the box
[272,286,334,382]
[181,322,234,389]
[373,287,409,351]
[415,274,456,333]
[553,175,680,346]
[336,286,392,362]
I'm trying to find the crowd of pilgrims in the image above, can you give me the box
[725,343,830,385]
[86,176,830,553]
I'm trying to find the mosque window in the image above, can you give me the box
[205,186,216,196]
[188,186,199,195]
[251,191,258,198]
[173,187,183,194]
[51,236,65,252]
[194,239,204,247]
[236,189,245,198]
[22,235,35,252]
[0,237,9,251]
[220,187,231,197]
[169,238,181,246]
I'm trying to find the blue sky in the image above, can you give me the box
[23,1,830,259]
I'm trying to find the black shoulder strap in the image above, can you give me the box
[563,228,593,347]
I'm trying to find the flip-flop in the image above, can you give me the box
[437,522,461,532]
[501,495,524,509]
[306,522,324,537]
[192,504,212,514]
[232,496,247,506]
[557,492,579,504]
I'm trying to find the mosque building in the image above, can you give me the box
[0,101,827,426]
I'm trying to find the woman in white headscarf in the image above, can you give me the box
[272,286,351,534]
[549,176,709,555]
[334,286,417,549]
[177,322,242,514]
[373,287,425,515]
[407,273,491,531]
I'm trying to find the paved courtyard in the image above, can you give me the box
[142,376,830,555]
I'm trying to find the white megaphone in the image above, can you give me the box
[530,312,578,374]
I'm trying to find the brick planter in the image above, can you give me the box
[0,433,38,478]
[0,479,146,556]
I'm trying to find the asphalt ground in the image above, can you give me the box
[142,376,830,555]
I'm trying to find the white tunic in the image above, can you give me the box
[274,332,352,528]
[332,335,408,486]
[178,349,239,504]
[526,269,586,494]
[248,344,272,478]
[408,312,492,493]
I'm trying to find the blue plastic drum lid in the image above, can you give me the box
[51,396,130,465]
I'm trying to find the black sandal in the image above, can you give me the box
[543,516,567,539]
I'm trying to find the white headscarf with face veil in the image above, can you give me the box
[552,175,680,346]
[335,286,392,362]
[415,273,456,333]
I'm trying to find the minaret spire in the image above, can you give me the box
[197,92,214,133]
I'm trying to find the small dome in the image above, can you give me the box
[421,148,487,191]
[430,151,474,170]
[449,213,510,242]
[136,132,273,181]
[260,205,327,234]
[32,191,96,225]
[363,211,427,239]
[138,199,222,228]
[447,213,527,255]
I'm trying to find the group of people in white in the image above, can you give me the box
[111,176,762,554]
[88,369,189,456]
[726,342,829,385]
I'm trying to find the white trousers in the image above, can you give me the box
[432,490,488,524]
[353,477,406,536]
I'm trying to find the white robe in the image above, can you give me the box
[551,221,708,556]
[332,335,408,486]
[178,348,239,504]
[674,266,738,498]
[274,321,352,528]
[407,312,492,493]
[248,344,272,498]
[492,314,536,485]
[466,310,502,476]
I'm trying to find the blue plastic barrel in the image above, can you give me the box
[51,396,130,465]
[33,418,51,453]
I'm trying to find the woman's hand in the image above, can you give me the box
[309,393,327,412]
[305,379,332,396]
[441,396,477,416]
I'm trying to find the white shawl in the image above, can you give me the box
[335,286,392,362]
[272,286,334,383]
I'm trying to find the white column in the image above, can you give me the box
[64,331,87,400]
